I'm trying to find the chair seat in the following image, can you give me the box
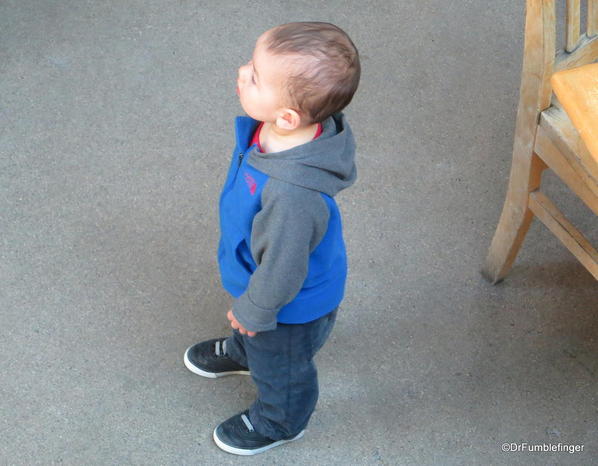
[537,106,598,212]
[550,63,598,179]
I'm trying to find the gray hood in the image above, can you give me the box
[247,112,357,197]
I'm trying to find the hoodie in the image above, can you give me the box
[217,112,357,332]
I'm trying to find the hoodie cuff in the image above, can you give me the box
[232,293,278,333]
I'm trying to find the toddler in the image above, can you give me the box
[184,21,360,456]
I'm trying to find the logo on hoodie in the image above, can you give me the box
[244,172,257,195]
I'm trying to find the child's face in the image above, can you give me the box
[236,31,293,123]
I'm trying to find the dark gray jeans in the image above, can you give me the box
[225,307,338,441]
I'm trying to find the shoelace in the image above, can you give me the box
[214,339,227,357]
[241,413,255,432]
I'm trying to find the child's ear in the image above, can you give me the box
[275,108,301,131]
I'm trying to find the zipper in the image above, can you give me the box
[238,152,244,167]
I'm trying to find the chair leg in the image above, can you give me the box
[482,152,548,284]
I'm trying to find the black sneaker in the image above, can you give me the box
[213,409,305,456]
[184,338,250,378]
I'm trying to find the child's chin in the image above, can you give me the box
[242,108,260,121]
[238,102,249,115]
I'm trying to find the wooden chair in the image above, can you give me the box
[482,0,598,283]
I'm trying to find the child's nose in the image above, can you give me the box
[238,64,248,81]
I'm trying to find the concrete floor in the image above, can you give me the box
[1,1,596,464]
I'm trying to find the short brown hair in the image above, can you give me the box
[264,22,360,125]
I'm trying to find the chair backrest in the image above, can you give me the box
[527,0,598,111]
[557,0,598,68]
[511,0,598,154]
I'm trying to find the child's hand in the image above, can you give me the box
[227,310,258,337]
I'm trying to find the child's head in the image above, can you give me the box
[236,22,360,129]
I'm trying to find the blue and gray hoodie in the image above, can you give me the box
[218,112,357,332]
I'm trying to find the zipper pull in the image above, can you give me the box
[238,152,244,167]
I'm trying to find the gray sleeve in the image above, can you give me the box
[232,180,330,332]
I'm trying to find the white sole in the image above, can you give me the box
[213,427,305,456]
[183,346,250,378]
